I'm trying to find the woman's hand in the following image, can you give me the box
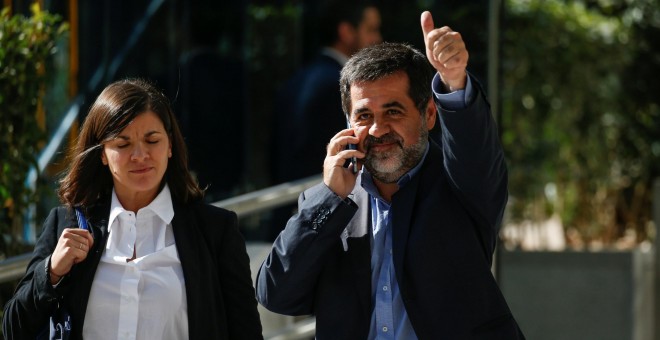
[49,228,94,284]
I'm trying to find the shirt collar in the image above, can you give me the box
[108,184,175,229]
[321,47,349,66]
[361,142,430,201]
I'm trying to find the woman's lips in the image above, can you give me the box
[130,167,153,174]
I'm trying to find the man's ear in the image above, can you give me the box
[425,97,437,130]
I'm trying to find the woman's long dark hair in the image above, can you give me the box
[58,78,204,207]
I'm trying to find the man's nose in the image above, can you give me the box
[368,118,390,138]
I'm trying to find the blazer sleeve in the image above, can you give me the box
[2,207,74,339]
[255,183,358,315]
[435,73,509,248]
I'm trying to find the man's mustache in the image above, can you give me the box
[364,133,403,152]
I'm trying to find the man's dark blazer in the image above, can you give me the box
[257,77,525,339]
[3,200,263,340]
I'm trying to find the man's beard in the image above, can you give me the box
[364,124,428,184]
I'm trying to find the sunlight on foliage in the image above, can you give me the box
[501,0,659,249]
[0,4,68,257]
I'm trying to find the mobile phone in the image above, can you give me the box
[346,120,358,174]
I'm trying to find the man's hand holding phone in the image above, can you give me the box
[323,126,364,199]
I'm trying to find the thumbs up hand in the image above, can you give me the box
[421,11,468,92]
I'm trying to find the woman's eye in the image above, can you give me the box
[117,144,129,149]
[147,140,159,144]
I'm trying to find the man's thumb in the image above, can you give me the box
[420,11,434,37]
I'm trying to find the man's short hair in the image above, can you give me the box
[340,42,435,117]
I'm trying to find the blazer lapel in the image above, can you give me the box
[391,166,422,299]
[345,178,372,321]
[78,201,110,276]
[71,202,110,334]
[169,205,203,338]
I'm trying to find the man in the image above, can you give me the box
[257,11,525,340]
[271,0,382,185]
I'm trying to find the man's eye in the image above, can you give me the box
[147,140,159,144]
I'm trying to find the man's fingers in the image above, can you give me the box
[327,130,359,155]
[434,40,459,65]
[420,11,435,43]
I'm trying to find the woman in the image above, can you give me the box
[3,79,263,339]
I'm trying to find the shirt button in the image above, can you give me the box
[382,286,388,291]
[382,326,388,332]
[389,249,392,255]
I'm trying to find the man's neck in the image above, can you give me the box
[373,179,399,203]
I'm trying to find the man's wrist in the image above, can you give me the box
[432,73,473,110]
[438,71,467,93]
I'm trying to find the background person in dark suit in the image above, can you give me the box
[268,0,382,241]
[257,11,525,339]
[3,79,262,340]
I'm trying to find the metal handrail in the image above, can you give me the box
[0,253,33,284]
[264,317,316,340]
[212,174,321,217]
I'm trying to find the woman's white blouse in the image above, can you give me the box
[83,185,189,340]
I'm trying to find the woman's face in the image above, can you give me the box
[101,110,171,204]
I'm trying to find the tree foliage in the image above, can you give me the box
[0,4,68,257]
[501,0,660,246]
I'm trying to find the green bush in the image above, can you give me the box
[501,0,660,246]
[0,4,68,257]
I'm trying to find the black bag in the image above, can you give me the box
[37,207,88,340]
